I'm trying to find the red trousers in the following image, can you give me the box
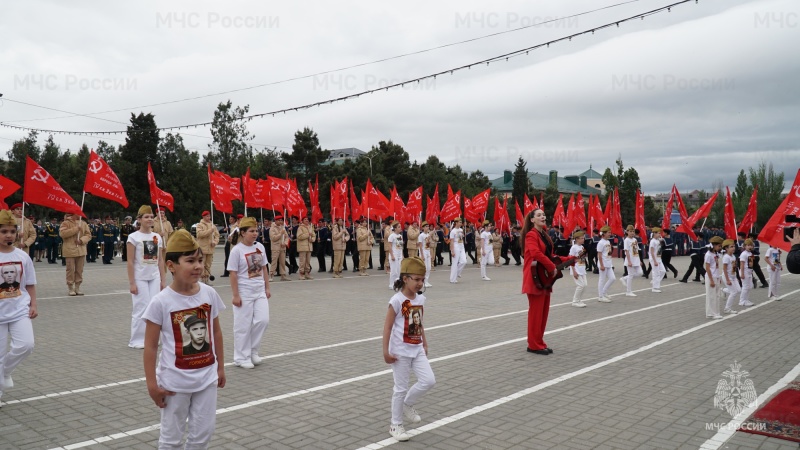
[526,292,551,350]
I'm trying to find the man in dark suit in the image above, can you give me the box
[316,219,329,272]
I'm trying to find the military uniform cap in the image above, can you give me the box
[744,238,754,246]
[722,239,735,248]
[600,225,611,233]
[483,220,490,226]
[239,217,257,229]
[183,314,206,330]
[138,205,153,217]
[573,230,585,239]
[401,256,426,276]
[651,227,662,233]
[166,229,199,253]
[421,221,428,227]
[709,236,724,245]
[0,210,16,226]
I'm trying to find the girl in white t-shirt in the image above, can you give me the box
[382,256,435,442]
[569,231,588,307]
[620,225,642,297]
[739,239,755,307]
[765,245,782,300]
[227,217,271,369]
[127,205,166,349]
[479,222,494,281]
[721,240,740,314]
[387,223,403,289]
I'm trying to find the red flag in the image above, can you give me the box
[243,169,268,209]
[661,190,674,230]
[215,170,241,201]
[610,187,623,236]
[24,157,85,217]
[672,185,698,241]
[83,150,129,208]
[563,194,576,235]
[349,180,361,221]
[440,188,462,223]
[758,169,800,252]
[208,165,233,213]
[309,176,323,224]
[589,194,605,231]
[426,184,440,225]
[523,193,534,217]
[365,180,390,218]
[724,186,737,239]
[552,194,565,228]
[539,193,544,211]
[737,186,758,233]
[685,191,719,226]
[267,176,289,210]
[635,189,648,245]
[515,200,524,226]
[576,193,587,230]
[471,189,491,216]
[499,197,511,234]
[390,187,406,222]
[147,162,174,212]
[406,186,423,216]
[338,178,348,210]
[0,175,22,210]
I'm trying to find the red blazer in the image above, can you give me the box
[521,229,568,295]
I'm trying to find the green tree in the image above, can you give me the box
[282,127,329,188]
[204,101,255,176]
[117,113,161,210]
[733,169,751,215]
[511,156,529,213]
[748,161,785,230]
[158,133,208,224]
[4,131,40,190]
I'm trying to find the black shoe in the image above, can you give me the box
[503,262,510,265]
[760,284,768,289]
[692,279,701,282]
[515,262,521,266]
[592,270,599,274]
[673,271,678,278]
[317,269,325,273]
[220,274,229,278]
[679,279,687,283]
[377,267,384,271]
[545,348,553,354]
[527,348,549,355]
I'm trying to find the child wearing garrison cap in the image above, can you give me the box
[569,231,588,307]
[479,220,494,281]
[142,229,226,448]
[620,225,642,297]
[596,225,615,302]
[764,244,782,300]
[704,236,724,319]
[721,239,740,314]
[227,217,271,369]
[649,227,666,293]
[382,256,436,442]
[126,205,166,349]
[0,209,38,406]
[739,239,755,307]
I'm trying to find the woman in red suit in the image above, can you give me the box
[521,209,571,355]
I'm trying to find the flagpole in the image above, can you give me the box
[156,200,164,237]
[210,201,214,224]
[19,201,26,247]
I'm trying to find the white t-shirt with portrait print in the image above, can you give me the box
[227,241,268,290]
[388,233,403,259]
[624,237,641,266]
[0,248,36,325]
[127,231,164,281]
[387,291,426,358]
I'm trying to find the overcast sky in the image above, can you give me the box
[2,0,798,194]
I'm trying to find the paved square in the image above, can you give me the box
[1,248,798,449]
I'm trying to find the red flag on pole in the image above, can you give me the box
[267,176,289,210]
[24,157,85,217]
[635,189,648,245]
[464,197,480,225]
[552,194,565,228]
[515,200,524,226]
[576,192,586,230]
[349,180,361,221]
[426,184,440,224]
[471,189,491,216]
[208,165,233,213]
[610,187,624,236]
[523,193,534,217]
[440,188,462,223]
[563,194,576,235]
[0,175,22,210]
[724,186,737,239]
[685,191,719,226]
[737,186,758,233]
[84,150,129,208]
[284,179,307,219]
[757,169,800,252]
[661,190,674,230]
[147,162,174,212]
[406,186,423,216]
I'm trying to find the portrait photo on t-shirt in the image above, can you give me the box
[245,250,263,278]
[0,261,22,298]
[142,240,158,263]
[170,305,216,370]
[404,305,424,344]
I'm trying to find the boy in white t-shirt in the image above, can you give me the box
[143,229,226,448]
[704,236,724,319]
[721,239,740,314]
[765,245,782,300]
[739,239,755,307]
[649,227,666,293]
[596,226,614,302]
[0,209,38,406]
[479,221,494,281]
[620,225,642,297]
[569,231,588,308]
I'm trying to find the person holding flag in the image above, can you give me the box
[10,204,36,252]
[59,212,92,296]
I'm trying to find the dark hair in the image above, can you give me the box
[393,273,424,294]
[165,248,203,265]
[231,226,252,246]
[519,209,539,252]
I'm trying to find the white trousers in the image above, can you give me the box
[422,250,431,284]
[131,278,160,347]
[480,250,491,279]
[450,250,466,283]
[626,265,643,293]
[705,276,722,317]
[740,272,753,305]
[389,255,402,288]
[233,285,269,365]
[598,267,616,297]
[651,259,666,289]
[159,382,217,449]
[572,274,587,302]
[724,277,741,310]
[768,268,781,297]
[0,317,34,388]
[391,353,436,425]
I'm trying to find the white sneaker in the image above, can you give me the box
[597,296,612,303]
[625,292,637,297]
[723,309,738,314]
[572,301,587,308]
[652,289,662,293]
[619,276,628,286]
[711,315,724,320]
[389,423,410,441]
[235,361,255,369]
[722,288,730,295]
[482,276,491,281]
[424,283,433,288]
[251,354,263,366]
[403,404,421,423]
[740,300,754,307]
[2,376,12,389]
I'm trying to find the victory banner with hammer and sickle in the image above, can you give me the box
[23,156,85,217]
[83,150,129,208]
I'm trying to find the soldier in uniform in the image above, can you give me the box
[10,204,36,253]
[331,218,349,278]
[33,218,45,262]
[269,216,291,281]
[296,215,316,280]
[406,221,420,264]
[195,210,220,285]
[153,207,174,258]
[356,218,374,276]
[59,213,92,296]
[262,218,272,265]
[85,219,97,263]
[347,220,359,272]
[119,216,135,262]
[382,219,393,272]
[316,218,329,272]
[101,216,119,264]
[45,217,60,264]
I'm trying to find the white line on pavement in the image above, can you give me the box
[354,288,800,449]
[49,287,719,449]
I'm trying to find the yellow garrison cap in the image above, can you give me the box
[744,238,754,246]
[626,225,635,232]
[166,229,199,253]
[138,205,153,217]
[600,225,611,233]
[401,256,426,276]
[722,239,735,248]
[651,227,662,233]
[573,230,585,239]
[483,220,490,226]
[421,221,428,227]
[0,210,16,226]
[239,217,257,229]
[709,236,724,244]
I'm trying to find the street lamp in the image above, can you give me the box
[362,154,375,177]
